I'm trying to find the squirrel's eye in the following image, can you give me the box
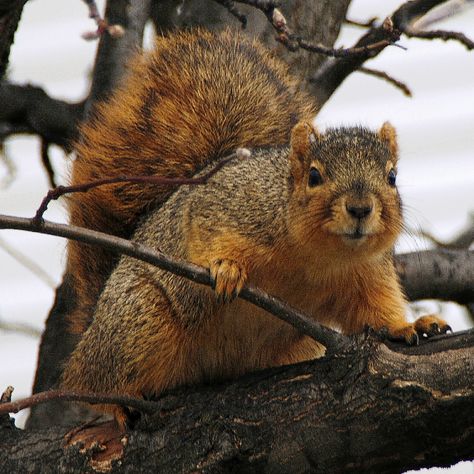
[308,167,323,187]
[387,168,397,186]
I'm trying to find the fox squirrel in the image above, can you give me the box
[67,29,316,334]
[62,29,450,427]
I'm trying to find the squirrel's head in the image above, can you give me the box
[288,121,402,263]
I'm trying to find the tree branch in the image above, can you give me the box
[359,66,412,97]
[0,82,84,150]
[32,151,245,222]
[395,249,474,303]
[310,0,473,106]
[0,213,348,354]
[225,0,399,57]
[0,0,27,79]
[85,0,151,114]
[1,330,473,472]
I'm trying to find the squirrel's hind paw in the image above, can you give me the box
[210,259,247,303]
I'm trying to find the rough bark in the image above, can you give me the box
[85,0,151,114]
[396,249,474,304]
[0,0,27,79]
[1,330,473,473]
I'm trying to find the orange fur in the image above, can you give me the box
[67,29,316,333]
[61,32,450,427]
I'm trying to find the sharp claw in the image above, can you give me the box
[421,322,440,337]
[407,332,419,346]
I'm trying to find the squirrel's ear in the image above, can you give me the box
[290,121,319,181]
[379,122,398,158]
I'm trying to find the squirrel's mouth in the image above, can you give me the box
[343,229,365,240]
[340,226,373,245]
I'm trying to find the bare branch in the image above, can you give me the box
[33,151,243,222]
[1,330,473,472]
[395,249,474,303]
[0,214,348,354]
[359,66,413,97]
[228,0,401,58]
[0,388,158,416]
[345,16,378,28]
[0,82,84,150]
[0,236,55,288]
[85,0,151,113]
[40,140,56,188]
[310,0,474,106]
[403,24,474,48]
[0,0,27,79]
[0,318,42,338]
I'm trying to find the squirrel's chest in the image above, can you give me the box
[248,256,352,327]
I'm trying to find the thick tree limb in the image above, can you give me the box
[1,330,473,472]
[0,82,84,150]
[0,1,27,79]
[85,0,151,113]
[396,249,474,303]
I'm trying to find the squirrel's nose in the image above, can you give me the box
[346,204,373,219]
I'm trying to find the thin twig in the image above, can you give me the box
[81,0,125,41]
[0,389,159,416]
[0,236,56,288]
[40,140,56,188]
[403,25,474,49]
[345,16,378,28]
[359,67,412,97]
[0,214,348,354]
[33,152,240,223]
[218,0,402,57]
[0,318,42,338]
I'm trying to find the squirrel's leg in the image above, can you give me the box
[342,265,451,345]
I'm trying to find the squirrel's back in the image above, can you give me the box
[67,29,317,332]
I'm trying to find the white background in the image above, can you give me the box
[0,1,473,472]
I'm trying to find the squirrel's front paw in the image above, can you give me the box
[210,259,247,303]
[387,314,452,345]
